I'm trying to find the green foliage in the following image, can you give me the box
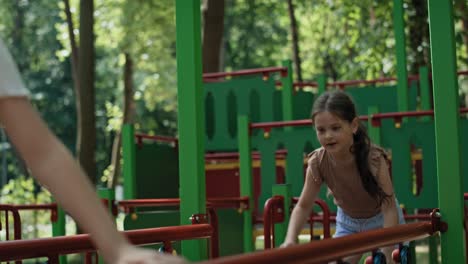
[0,177,53,240]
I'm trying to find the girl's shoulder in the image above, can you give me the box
[369,144,390,175]
[306,147,326,168]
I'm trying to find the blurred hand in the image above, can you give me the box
[115,245,189,264]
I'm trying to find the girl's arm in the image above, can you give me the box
[282,164,322,247]
[0,98,186,264]
[378,157,398,263]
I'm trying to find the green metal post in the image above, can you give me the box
[393,0,409,112]
[52,205,67,264]
[97,188,115,264]
[428,0,466,263]
[419,66,431,122]
[238,116,254,252]
[281,60,294,122]
[272,184,291,248]
[419,66,431,110]
[175,0,207,260]
[317,74,327,96]
[122,124,136,200]
[367,106,381,145]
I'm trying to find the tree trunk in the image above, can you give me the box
[408,0,430,73]
[63,0,80,93]
[77,0,96,184]
[202,0,225,73]
[287,0,303,82]
[107,53,134,188]
[62,0,82,164]
[11,1,25,72]
[456,0,468,65]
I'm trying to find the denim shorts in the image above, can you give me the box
[334,199,405,238]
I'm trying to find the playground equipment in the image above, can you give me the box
[0,223,218,263]
[0,0,466,263]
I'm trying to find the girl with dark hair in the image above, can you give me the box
[281,90,404,264]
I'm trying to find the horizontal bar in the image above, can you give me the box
[292,69,468,89]
[135,134,178,144]
[203,67,287,80]
[118,197,250,210]
[14,204,57,211]
[200,221,440,264]
[251,108,468,130]
[205,150,287,160]
[0,224,213,262]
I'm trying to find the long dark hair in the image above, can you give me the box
[311,90,390,206]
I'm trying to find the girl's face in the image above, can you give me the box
[314,111,358,156]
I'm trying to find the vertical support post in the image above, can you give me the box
[238,116,254,252]
[367,106,381,145]
[428,235,439,264]
[316,74,327,96]
[52,205,66,264]
[428,0,466,263]
[419,66,431,122]
[122,124,136,200]
[98,188,115,264]
[281,60,294,122]
[176,0,207,260]
[419,66,431,111]
[393,0,409,112]
[272,184,291,248]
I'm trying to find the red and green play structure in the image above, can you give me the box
[116,0,468,263]
[1,0,465,263]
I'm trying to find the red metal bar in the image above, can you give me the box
[291,69,468,89]
[203,67,288,80]
[14,203,58,222]
[0,205,22,241]
[251,120,313,130]
[200,213,445,264]
[206,197,250,210]
[205,150,288,160]
[263,196,284,249]
[118,197,250,212]
[134,134,178,145]
[208,208,220,258]
[0,224,214,262]
[291,198,332,240]
[250,108,468,130]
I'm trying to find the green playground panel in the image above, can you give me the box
[126,138,246,257]
[204,76,419,152]
[204,76,281,151]
[135,143,179,199]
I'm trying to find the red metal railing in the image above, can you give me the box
[290,198,332,240]
[117,196,254,259]
[205,150,287,161]
[291,69,468,90]
[263,196,284,249]
[14,203,58,222]
[201,210,446,264]
[250,107,468,131]
[135,133,178,146]
[118,197,250,214]
[0,205,22,242]
[203,67,288,81]
[0,224,216,263]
